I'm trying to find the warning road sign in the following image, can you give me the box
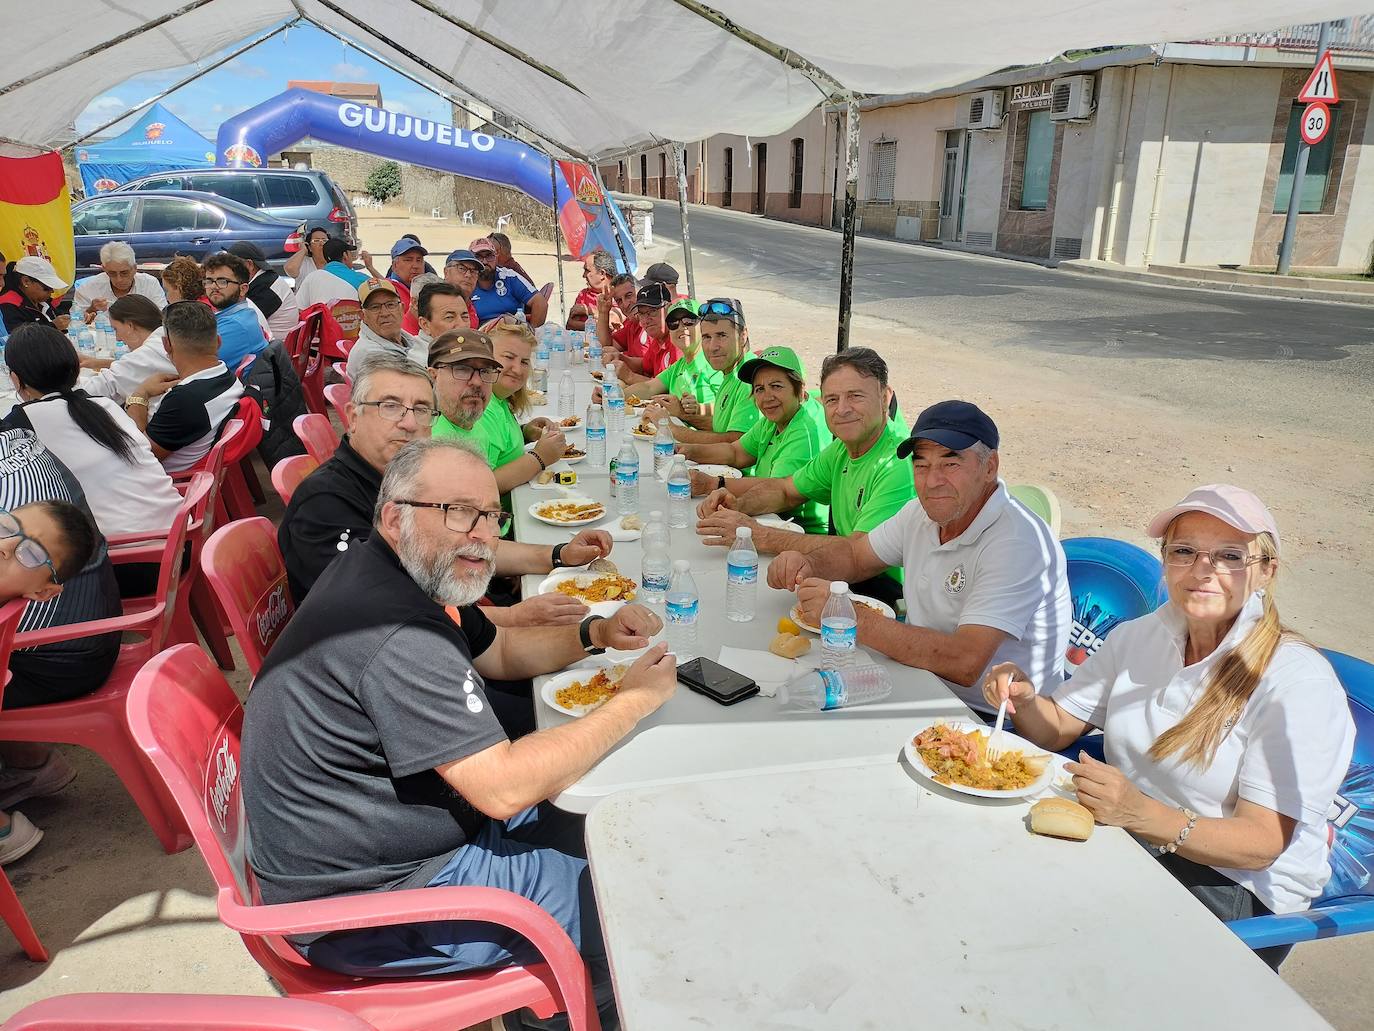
[1300,102,1331,146]
[1298,52,1340,104]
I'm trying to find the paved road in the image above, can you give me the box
[646,200,1374,364]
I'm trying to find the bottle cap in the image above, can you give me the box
[738,527,752,538]
[673,559,690,572]
[649,510,663,519]
[831,581,849,594]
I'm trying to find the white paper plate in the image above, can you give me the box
[902,717,1055,800]
[693,464,743,480]
[630,428,658,440]
[537,569,636,617]
[756,513,805,534]
[528,498,608,527]
[559,450,587,465]
[789,594,895,634]
[541,663,629,717]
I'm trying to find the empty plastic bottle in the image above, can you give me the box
[666,455,692,528]
[725,526,758,622]
[615,441,639,515]
[585,403,607,467]
[640,511,672,605]
[558,369,576,420]
[665,559,700,660]
[820,581,858,670]
[777,665,892,712]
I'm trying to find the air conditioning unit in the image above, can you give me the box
[967,90,1005,130]
[1050,75,1094,121]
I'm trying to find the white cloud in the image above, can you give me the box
[332,61,369,81]
[76,95,131,135]
[228,59,271,80]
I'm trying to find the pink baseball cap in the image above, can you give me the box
[469,237,496,254]
[1146,484,1281,553]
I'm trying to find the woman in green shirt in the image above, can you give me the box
[677,346,831,533]
[480,319,567,495]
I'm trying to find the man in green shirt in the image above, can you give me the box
[676,346,832,533]
[696,346,914,604]
[427,329,504,466]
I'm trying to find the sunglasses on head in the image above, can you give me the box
[699,298,744,321]
[0,507,60,584]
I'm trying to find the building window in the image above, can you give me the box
[1274,104,1340,213]
[868,139,897,204]
[723,147,734,207]
[659,153,667,197]
[640,154,649,195]
[617,161,626,191]
[789,138,805,208]
[1019,110,1055,210]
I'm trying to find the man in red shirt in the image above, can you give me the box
[619,282,680,385]
[489,232,534,285]
[595,273,642,369]
[387,238,428,335]
[576,250,616,309]
[442,249,483,329]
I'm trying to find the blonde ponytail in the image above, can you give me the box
[1148,533,1293,769]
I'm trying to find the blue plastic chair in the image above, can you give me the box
[1058,538,1166,762]
[1228,649,1374,949]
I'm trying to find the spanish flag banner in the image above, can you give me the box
[0,151,74,289]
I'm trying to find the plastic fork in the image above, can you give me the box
[987,698,1009,760]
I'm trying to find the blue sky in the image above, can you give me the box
[76,22,452,142]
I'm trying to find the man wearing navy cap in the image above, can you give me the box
[769,399,1071,714]
[386,238,429,335]
[468,236,547,328]
[442,249,483,330]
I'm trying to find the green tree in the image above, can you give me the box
[365,161,402,203]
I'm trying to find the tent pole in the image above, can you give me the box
[1277,21,1334,275]
[836,98,860,353]
[0,0,221,98]
[590,163,633,274]
[549,158,567,325]
[673,144,697,298]
[64,21,298,152]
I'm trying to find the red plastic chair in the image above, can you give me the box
[323,382,351,430]
[293,414,339,465]
[201,518,293,677]
[271,455,319,508]
[331,361,351,388]
[126,646,600,1031]
[1,993,378,1029]
[0,597,47,965]
[0,475,215,855]
[220,397,266,522]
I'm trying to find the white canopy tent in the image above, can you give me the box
[1,0,1365,343]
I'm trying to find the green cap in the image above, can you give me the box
[666,298,700,319]
[737,345,805,385]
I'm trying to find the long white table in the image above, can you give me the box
[585,761,1332,1031]
[514,364,973,813]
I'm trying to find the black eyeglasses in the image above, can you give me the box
[699,298,744,321]
[355,400,439,426]
[666,314,698,330]
[394,501,512,535]
[0,507,60,583]
[204,276,243,289]
[436,362,501,384]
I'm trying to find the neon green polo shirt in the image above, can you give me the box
[710,360,761,436]
[790,420,914,582]
[658,347,723,404]
[477,395,527,469]
[431,412,500,467]
[738,395,832,534]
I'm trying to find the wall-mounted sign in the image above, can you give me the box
[1008,80,1054,109]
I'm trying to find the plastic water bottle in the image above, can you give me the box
[551,327,567,369]
[534,336,551,388]
[94,311,114,353]
[75,324,96,358]
[652,417,674,476]
[569,329,584,365]
[615,441,639,515]
[558,369,576,420]
[589,333,603,372]
[113,337,129,360]
[666,455,692,528]
[820,581,858,670]
[725,527,759,622]
[640,511,672,605]
[665,559,700,660]
[585,403,606,467]
[604,373,625,434]
[777,666,892,712]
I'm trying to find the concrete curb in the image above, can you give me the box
[1060,260,1374,307]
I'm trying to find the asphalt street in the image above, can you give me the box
[645,200,1374,364]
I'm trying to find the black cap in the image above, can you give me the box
[227,241,266,264]
[896,400,999,458]
[634,281,672,309]
[643,262,679,286]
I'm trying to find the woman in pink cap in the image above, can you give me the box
[982,484,1354,968]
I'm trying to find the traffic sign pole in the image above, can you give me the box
[1278,22,1334,275]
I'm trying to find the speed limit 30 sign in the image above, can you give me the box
[1300,102,1332,146]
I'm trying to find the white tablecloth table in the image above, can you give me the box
[585,761,1331,1031]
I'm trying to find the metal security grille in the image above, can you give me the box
[966,231,995,248]
[869,139,897,204]
[1053,236,1083,260]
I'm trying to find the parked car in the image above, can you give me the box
[112,167,356,240]
[71,191,303,273]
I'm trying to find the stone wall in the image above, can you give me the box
[305,145,556,241]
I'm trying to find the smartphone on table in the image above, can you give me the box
[677,657,758,706]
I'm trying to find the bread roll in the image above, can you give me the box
[1029,797,1094,841]
[769,632,811,658]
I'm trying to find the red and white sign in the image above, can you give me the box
[1300,102,1332,146]
[1298,51,1340,104]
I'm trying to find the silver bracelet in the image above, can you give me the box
[1157,808,1198,854]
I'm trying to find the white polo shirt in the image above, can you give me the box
[1054,592,1354,914]
[74,271,167,311]
[866,482,1071,712]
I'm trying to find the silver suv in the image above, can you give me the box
[114,167,357,240]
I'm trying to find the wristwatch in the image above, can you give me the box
[551,542,569,568]
[717,475,726,491]
[579,614,607,655]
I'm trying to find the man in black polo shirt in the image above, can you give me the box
[123,301,244,473]
[243,437,674,1030]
